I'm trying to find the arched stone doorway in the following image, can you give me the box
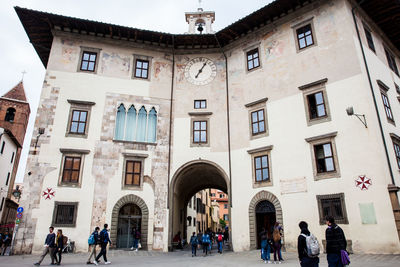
[169,160,230,249]
[249,191,283,250]
[110,194,149,249]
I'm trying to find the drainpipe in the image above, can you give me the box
[167,36,175,251]
[167,35,175,209]
[214,34,233,209]
[351,3,396,187]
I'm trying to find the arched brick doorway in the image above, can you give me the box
[248,190,283,250]
[110,194,149,249]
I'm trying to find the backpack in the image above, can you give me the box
[301,233,320,258]
[62,235,68,246]
[202,234,210,244]
[218,234,223,242]
[88,233,95,245]
[190,236,198,246]
[273,228,281,242]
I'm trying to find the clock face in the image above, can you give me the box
[184,57,217,85]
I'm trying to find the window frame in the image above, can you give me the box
[246,48,261,71]
[66,100,95,138]
[377,81,395,125]
[299,78,331,126]
[124,160,142,187]
[58,148,89,187]
[385,48,399,76]
[317,193,348,225]
[132,54,152,81]
[77,47,101,74]
[1,141,5,154]
[314,142,336,174]
[306,132,340,180]
[363,25,375,52]
[61,156,81,184]
[248,145,273,188]
[69,110,88,135]
[122,154,146,190]
[390,134,400,170]
[245,98,269,140]
[134,59,150,79]
[292,18,317,52]
[190,117,210,147]
[250,109,267,136]
[52,201,79,227]
[194,100,207,109]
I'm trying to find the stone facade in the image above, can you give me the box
[14,0,400,254]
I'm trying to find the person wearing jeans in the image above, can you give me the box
[94,224,112,266]
[34,227,56,266]
[325,216,347,267]
[87,227,100,264]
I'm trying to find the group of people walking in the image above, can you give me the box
[260,216,348,267]
[33,227,65,266]
[189,227,229,257]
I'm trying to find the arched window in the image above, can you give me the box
[5,108,16,122]
[115,104,126,140]
[125,106,137,141]
[147,108,157,143]
[136,106,147,142]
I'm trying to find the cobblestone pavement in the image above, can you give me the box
[0,249,399,267]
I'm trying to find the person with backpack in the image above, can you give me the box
[216,229,224,254]
[298,221,319,267]
[272,222,283,264]
[190,232,199,257]
[53,229,64,265]
[34,226,56,266]
[94,224,112,266]
[87,226,100,264]
[201,231,210,256]
[325,216,347,267]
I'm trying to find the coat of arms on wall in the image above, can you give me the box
[42,188,55,200]
[355,175,372,190]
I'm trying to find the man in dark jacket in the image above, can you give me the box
[34,226,56,265]
[298,221,319,267]
[325,216,347,267]
[87,226,100,264]
[94,224,112,265]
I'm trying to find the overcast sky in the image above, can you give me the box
[0,0,273,183]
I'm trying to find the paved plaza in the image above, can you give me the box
[0,249,399,267]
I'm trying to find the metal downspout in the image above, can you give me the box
[214,34,233,207]
[167,36,175,250]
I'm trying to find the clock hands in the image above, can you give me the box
[195,62,207,79]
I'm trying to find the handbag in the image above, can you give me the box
[341,250,350,266]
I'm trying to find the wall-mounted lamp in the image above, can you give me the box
[346,107,367,128]
[12,185,22,202]
[34,128,45,149]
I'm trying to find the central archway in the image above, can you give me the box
[169,160,230,249]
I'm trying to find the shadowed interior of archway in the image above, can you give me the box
[169,161,229,247]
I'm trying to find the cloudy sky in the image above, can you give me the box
[0,0,273,182]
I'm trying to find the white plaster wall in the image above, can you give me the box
[0,129,17,215]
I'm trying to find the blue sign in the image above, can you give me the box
[17,207,23,213]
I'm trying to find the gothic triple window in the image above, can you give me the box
[115,104,157,143]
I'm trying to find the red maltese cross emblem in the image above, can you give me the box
[42,188,55,200]
[355,175,372,190]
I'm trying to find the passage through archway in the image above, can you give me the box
[169,160,230,249]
